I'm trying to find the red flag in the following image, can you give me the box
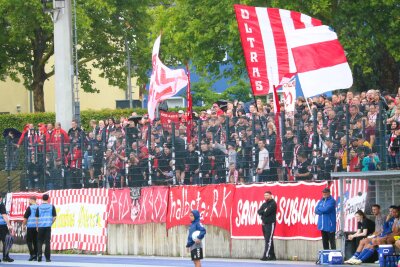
[272,85,283,164]
[148,36,189,121]
[234,5,352,97]
[186,65,192,143]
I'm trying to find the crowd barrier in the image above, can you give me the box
[6,180,367,259]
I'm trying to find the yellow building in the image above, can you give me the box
[0,62,141,114]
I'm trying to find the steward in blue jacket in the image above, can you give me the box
[22,196,39,261]
[35,194,56,263]
[186,210,206,266]
[315,187,337,249]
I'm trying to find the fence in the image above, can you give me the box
[0,101,394,193]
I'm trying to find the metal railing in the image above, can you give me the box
[0,101,393,192]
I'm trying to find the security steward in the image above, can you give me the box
[257,191,277,261]
[36,194,56,262]
[0,197,13,262]
[22,196,38,261]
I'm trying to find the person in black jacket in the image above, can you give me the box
[257,191,277,261]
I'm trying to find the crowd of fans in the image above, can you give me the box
[2,88,400,191]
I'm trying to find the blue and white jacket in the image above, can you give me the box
[186,210,206,248]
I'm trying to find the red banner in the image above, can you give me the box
[159,111,180,132]
[7,192,44,221]
[231,182,327,240]
[108,186,169,224]
[167,184,235,231]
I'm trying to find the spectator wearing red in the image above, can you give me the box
[212,103,224,116]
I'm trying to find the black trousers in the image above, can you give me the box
[262,223,276,258]
[37,227,51,260]
[0,226,9,258]
[321,230,336,250]
[26,227,38,257]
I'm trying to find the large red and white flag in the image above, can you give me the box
[234,4,352,96]
[288,25,353,98]
[148,36,189,120]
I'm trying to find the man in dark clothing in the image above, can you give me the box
[157,145,172,183]
[257,191,277,261]
[0,198,13,262]
[186,143,199,184]
[199,141,212,184]
[282,129,295,168]
[22,196,38,261]
[36,194,57,262]
[295,152,312,181]
[310,148,325,180]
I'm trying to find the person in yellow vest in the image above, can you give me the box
[22,196,38,261]
[35,194,56,262]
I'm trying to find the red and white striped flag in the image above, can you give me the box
[148,36,189,121]
[234,4,352,96]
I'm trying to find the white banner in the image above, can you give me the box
[7,189,108,252]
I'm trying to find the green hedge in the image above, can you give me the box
[0,106,209,139]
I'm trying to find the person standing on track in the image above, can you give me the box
[22,196,38,261]
[0,196,13,262]
[315,187,337,249]
[36,194,56,262]
[186,210,206,267]
[257,191,277,261]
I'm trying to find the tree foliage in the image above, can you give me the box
[0,0,152,112]
[149,0,399,93]
[0,0,399,114]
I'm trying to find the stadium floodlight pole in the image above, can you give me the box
[42,0,74,131]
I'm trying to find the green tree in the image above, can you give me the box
[0,0,152,112]
[190,79,220,106]
[150,0,399,94]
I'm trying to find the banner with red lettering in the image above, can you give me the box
[167,184,235,231]
[231,182,327,240]
[159,111,180,132]
[108,186,169,224]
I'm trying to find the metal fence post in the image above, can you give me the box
[147,122,152,186]
[225,117,230,183]
[313,108,318,149]
[252,114,256,183]
[345,104,350,171]
[171,122,176,185]
[197,120,202,185]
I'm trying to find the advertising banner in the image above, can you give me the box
[231,182,327,240]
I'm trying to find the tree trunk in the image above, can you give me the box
[30,27,52,113]
[32,82,45,112]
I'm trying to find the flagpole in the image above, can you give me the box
[186,64,192,144]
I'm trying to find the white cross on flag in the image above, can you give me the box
[234,4,353,97]
[148,35,188,121]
